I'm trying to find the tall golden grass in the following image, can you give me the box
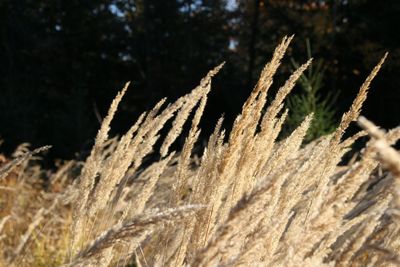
[0,36,399,266]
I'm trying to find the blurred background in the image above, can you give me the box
[0,0,399,160]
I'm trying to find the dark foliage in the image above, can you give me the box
[0,0,398,159]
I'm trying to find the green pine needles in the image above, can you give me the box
[285,39,338,142]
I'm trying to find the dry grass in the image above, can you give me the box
[0,36,399,266]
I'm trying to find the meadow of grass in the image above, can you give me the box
[0,36,399,266]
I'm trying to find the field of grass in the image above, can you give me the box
[0,36,399,266]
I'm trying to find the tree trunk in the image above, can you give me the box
[247,0,261,89]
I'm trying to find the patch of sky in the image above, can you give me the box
[179,0,203,13]
[226,0,238,11]
[109,4,125,17]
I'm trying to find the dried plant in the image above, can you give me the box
[0,37,399,267]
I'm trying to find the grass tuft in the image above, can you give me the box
[0,37,398,267]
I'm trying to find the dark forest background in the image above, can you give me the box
[0,0,399,160]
